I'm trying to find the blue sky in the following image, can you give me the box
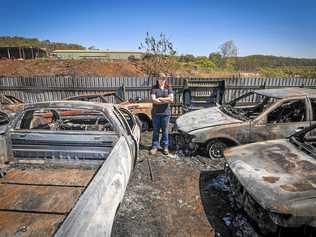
[1,0,315,58]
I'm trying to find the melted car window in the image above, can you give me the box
[267,100,306,124]
[17,108,113,131]
[223,92,277,120]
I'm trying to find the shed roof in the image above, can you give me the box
[53,49,144,54]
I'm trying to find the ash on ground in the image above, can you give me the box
[111,132,259,237]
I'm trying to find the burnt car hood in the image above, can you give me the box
[225,139,316,217]
[176,106,241,133]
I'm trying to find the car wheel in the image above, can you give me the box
[207,140,227,159]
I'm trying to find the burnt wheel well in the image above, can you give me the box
[136,113,152,128]
[205,138,238,148]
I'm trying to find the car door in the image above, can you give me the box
[9,107,117,165]
[251,97,311,142]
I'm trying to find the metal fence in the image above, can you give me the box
[0,76,185,102]
[224,77,316,102]
[1,76,316,115]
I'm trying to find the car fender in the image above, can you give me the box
[190,123,246,145]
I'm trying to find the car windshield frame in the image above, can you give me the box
[290,124,316,159]
[220,91,278,121]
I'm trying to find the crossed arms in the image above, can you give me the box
[151,93,174,104]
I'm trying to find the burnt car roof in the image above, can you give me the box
[64,92,117,100]
[254,88,316,99]
[21,101,114,111]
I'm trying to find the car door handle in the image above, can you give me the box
[18,134,27,138]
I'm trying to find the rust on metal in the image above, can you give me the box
[1,168,95,187]
[0,95,23,113]
[0,211,64,237]
[262,176,280,183]
[0,184,83,213]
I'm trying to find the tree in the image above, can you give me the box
[219,40,238,58]
[208,52,223,67]
[179,54,195,63]
[139,32,177,76]
[195,56,216,70]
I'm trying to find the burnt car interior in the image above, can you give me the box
[290,124,316,159]
[17,108,114,132]
[267,99,306,123]
[222,92,278,120]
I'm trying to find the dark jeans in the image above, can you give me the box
[152,114,170,149]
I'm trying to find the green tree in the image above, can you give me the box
[195,56,216,70]
[208,52,223,67]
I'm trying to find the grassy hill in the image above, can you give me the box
[233,55,316,71]
[0,36,85,52]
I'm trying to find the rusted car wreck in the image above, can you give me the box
[224,124,316,235]
[175,88,316,158]
[0,94,23,113]
[65,89,153,131]
[0,101,140,236]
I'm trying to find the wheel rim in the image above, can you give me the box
[209,142,226,159]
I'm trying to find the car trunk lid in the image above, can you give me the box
[225,139,316,215]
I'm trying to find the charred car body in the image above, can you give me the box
[0,101,140,236]
[224,124,316,235]
[175,88,316,158]
[65,88,152,132]
[0,95,23,113]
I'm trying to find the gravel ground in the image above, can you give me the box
[111,132,313,237]
[111,132,260,237]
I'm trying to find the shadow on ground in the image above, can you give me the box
[199,170,315,237]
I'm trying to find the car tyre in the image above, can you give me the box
[207,140,227,159]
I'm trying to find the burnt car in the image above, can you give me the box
[175,88,316,158]
[65,88,152,132]
[0,94,23,113]
[0,101,140,236]
[224,124,316,235]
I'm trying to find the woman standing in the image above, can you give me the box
[150,76,174,155]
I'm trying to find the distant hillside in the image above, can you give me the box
[0,36,85,52]
[233,55,316,71]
